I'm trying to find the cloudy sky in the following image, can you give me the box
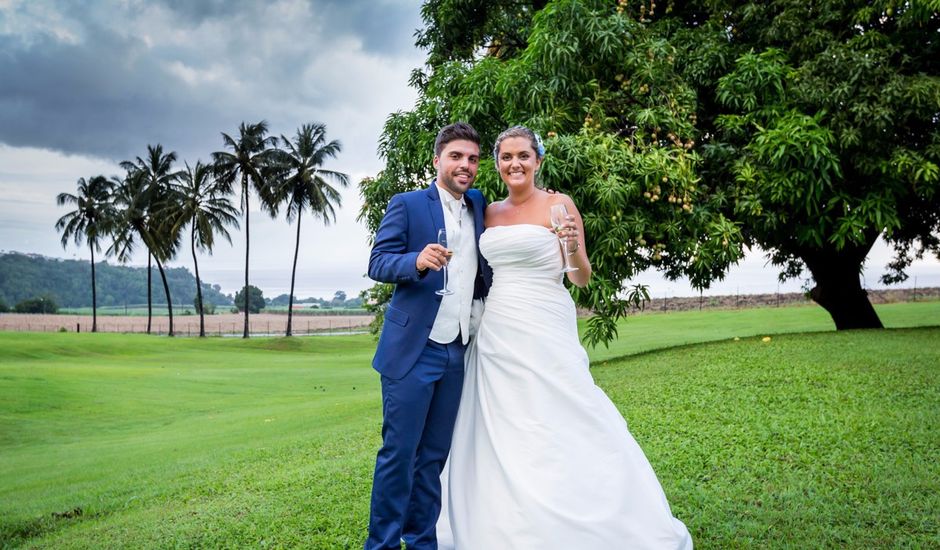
[1,0,937,300]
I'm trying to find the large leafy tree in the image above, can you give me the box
[55,175,116,332]
[272,123,349,337]
[659,0,940,329]
[212,121,280,338]
[113,144,184,336]
[361,0,940,342]
[168,161,239,337]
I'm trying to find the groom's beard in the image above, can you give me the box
[439,170,474,197]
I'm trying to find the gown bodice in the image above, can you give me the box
[480,224,567,290]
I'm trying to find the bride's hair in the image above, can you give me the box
[492,126,545,164]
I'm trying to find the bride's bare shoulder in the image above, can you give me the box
[485,200,510,226]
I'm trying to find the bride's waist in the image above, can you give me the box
[489,271,567,295]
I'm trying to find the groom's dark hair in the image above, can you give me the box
[434,122,480,156]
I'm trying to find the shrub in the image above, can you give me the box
[234,285,265,314]
[14,295,59,314]
[194,297,216,315]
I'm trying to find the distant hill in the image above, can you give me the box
[0,252,232,309]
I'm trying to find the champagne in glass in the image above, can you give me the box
[550,204,578,273]
[435,228,455,295]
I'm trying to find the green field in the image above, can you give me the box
[58,305,198,316]
[1,302,938,548]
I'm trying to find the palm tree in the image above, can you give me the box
[55,175,115,332]
[109,171,155,333]
[113,145,184,336]
[212,121,280,338]
[168,161,239,337]
[274,123,349,336]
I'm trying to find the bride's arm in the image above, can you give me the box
[554,195,591,287]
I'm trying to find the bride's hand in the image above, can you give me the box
[551,215,580,250]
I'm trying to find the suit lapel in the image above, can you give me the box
[464,191,485,244]
[426,181,445,240]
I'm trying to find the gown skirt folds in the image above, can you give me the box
[437,224,692,550]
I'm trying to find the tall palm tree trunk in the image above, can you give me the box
[90,242,98,333]
[286,208,302,337]
[242,176,250,338]
[154,257,174,336]
[191,224,205,337]
[147,254,153,334]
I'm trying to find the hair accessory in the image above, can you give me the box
[534,132,545,157]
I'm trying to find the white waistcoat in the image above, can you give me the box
[429,190,478,345]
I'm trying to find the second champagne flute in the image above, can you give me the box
[549,204,578,273]
[435,228,454,295]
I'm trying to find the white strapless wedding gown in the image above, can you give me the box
[437,224,692,549]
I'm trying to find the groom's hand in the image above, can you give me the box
[417,243,450,272]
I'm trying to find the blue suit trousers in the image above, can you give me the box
[365,338,466,550]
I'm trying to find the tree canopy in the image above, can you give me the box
[234,285,266,314]
[0,252,231,309]
[360,0,940,344]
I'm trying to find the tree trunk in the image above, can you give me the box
[147,254,153,334]
[243,175,251,339]
[192,224,205,338]
[90,242,97,333]
[154,256,174,337]
[287,208,302,337]
[802,241,884,330]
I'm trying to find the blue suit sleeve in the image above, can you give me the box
[368,194,422,284]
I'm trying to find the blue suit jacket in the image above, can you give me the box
[368,182,492,379]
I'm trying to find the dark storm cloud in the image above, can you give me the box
[317,0,424,55]
[148,0,421,55]
[0,27,229,163]
[146,0,258,22]
[0,0,424,164]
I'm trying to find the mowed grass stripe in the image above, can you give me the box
[1,301,938,548]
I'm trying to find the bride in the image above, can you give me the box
[436,126,693,549]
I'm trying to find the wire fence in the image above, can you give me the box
[0,313,373,337]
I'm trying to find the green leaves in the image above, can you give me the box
[361,0,940,342]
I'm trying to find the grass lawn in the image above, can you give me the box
[1,302,938,548]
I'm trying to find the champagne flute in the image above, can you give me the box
[435,228,455,295]
[550,204,579,273]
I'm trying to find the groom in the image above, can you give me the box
[364,122,492,550]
